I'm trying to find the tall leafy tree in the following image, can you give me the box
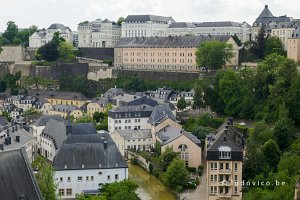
[261,139,281,171]
[196,40,234,70]
[2,21,18,44]
[100,180,140,200]
[36,41,59,61]
[164,158,189,190]
[159,147,178,171]
[273,117,295,150]
[177,97,187,110]
[252,27,268,59]
[117,17,125,26]
[265,36,286,57]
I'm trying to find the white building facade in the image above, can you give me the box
[78,19,121,47]
[121,15,175,38]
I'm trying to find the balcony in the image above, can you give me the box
[218,193,232,198]
[219,180,232,186]
[219,169,232,174]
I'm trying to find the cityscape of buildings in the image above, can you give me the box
[0,3,300,200]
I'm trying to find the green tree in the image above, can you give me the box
[251,27,267,59]
[273,118,295,150]
[196,40,234,70]
[287,74,300,126]
[177,97,187,110]
[2,21,19,44]
[100,180,140,200]
[32,156,56,200]
[261,139,281,171]
[192,84,205,109]
[265,36,286,57]
[36,41,59,61]
[117,17,125,26]
[23,108,42,116]
[159,147,178,171]
[164,158,189,190]
[51,31,66,46]
[59,42,75,59]
[93,112,106,123]
[18,25,38,46]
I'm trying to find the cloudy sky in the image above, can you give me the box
[0,0,299,32]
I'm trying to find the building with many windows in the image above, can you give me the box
[121,15,175,38]
[205,118,244,200]
[108,104,154,132]
[54,133,128,199]
[77,19,121,47]
[114,35,239,72]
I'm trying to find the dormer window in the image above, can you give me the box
[218,146,231,159]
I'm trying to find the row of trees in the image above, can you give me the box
[195,53,300,126]
[0,21,37,46]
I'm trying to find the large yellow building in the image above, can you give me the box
[114,35,239,72]
[287,26,300,64]
[48,104,83,120]
[87,98,108,118]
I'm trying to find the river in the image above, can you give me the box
[128,163,177,200]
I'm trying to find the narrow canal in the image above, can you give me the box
[128,163,177,200]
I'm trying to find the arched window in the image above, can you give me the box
[178,144,188,151]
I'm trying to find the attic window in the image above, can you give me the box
[218,146,231,159]
[82,164,85,169]
[64,164,68,169]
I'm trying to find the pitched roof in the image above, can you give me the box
[193,21,242,27]
[103,88,124,98]
[31,115,65,126]
[292,26,300,38]
[42,119,67,150]
[115,35,231,48]
[71,123,97,135]
[27,90,88,101]
[110,104,154,113]
[114,129,152,140]
[0,116,6,126]
[125,15,175,23]
[258,5,274,18]
[148,104,176,125]
[48,23,67,30]
[168,22,196,28]
[0,148,43,200]
[53,133,127,170]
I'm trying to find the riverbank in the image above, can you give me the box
[128,163,176,200]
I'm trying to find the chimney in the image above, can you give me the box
[15,125,18,132]
[16,136,20,142]
[0,144,3,151]
[265,5,268,8]
[104,141,108,149]
[8,136,11,144]
[12,126,14,133]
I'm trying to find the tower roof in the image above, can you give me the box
[258,5,274,18]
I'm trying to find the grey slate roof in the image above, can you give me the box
[0,148,43,200]
[148,104,176,125]
[0,116,6,126]
[103,88,124,98]
[114,129,152,140]
[125,15,175,23]
[157,125,201,146]
[193,21,242,27]
[115,35,231,48]
[258,5,274,18]
[111,104,154,113]
[53,133,127,170]
[71,123,97,135]
[292,26,300,38]
[41,119,67,150]
[32,115,65,126]
[168,22,196,28]
[48,23,68,30]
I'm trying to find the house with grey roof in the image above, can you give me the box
[111,129,152,157]
[0,148,43,200]
[53,133,128,198]
[29,23,73,48]
[48,104,84,120]
[108,104,154,132]
[205,118,244,199]
[156,125,202,168]
[0,123,34,162]
[121,14,175,38]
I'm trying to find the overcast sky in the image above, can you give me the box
[0,0,299,32]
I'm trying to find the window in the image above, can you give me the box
[234,163,238,171]
[59,189,65,196]
[115,174,119,180]
[210,186,214,194]
[91,176,94,181]
[210,175,214,182]
[86,176,89,181]
[235,175,238,182]
[226,163,230,170]
[220,163,224,170]
[234,186,238,194]
[107,175,111,181]
[219,146,232,159]
[78,176,83,182]
[66,188,72,196]
[60,177,63,182]
[67,177,71,182]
